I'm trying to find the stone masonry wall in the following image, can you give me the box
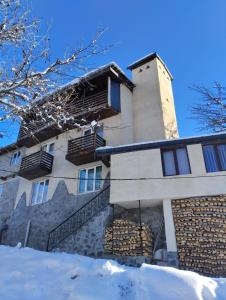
[2,180,109,251]
[172,195,226,277]
[0,179,19,221]
[55,206,113,257]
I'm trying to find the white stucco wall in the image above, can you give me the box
[163,199,177,252]
[110,143,226,208]
[11,82,133,207]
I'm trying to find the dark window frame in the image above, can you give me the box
[202,142,226,172]
[161,146,191,177]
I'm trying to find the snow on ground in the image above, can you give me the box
[0,246,225,300]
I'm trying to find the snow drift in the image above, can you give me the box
[0,246,225,300]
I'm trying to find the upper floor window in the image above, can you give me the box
[78,166,102,193]
[162,147,191,176]
[10,151,21,166]
[83,125,104,138]
[83,128,92,136]
[203,144,226,172]
[42,143,54,155]
[31,179,49,205]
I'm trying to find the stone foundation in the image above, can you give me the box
[172,195,226,277]
[55,206,113,257]
[1,180,109,251]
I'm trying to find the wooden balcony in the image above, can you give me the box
[66,133,110,166]
[17,89,120,148]
[17,121,63,148]
[18,150,54,180]
[67,90,118,120]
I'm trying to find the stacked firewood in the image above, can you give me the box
[104,219,153,258]
[172,195,226,277]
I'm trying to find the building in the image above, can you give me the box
[0,53,225,277]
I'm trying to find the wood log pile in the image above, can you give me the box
[104,219,153,258]
[172,195,226,277]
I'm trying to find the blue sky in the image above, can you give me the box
[1,0,226,146]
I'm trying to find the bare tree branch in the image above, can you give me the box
[190,82,226,132]
[0,0,109,140]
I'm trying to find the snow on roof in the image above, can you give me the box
[127,52,173,80]
[63,62,127,88]
[127,52,157,69]
[31,61,134,106]
[96,132,226,155]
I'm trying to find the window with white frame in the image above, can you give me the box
[10,151,21,166]
[42,142,54,155]
[161,147,191,176]
[83,125,104,138]
[78,166,102,193]
[31,179,49,205]
[83,128,93,136]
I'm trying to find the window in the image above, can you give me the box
[78,166,102,193]
[203,143,226,172]
[162,147,191,176]
[10,151,21,166]
[83,126,104,138]
[83,128,92,136]
[42,143,54,155]
[96,125,104,138]
[0,184,3,198]
[31,179,49,205]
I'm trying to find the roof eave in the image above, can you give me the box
[96,132,226,156]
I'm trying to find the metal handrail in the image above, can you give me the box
[46,185,110,251]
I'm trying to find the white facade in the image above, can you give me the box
[109,143,226,207]
[0,53,178,208]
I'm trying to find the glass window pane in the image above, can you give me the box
[0,184,3,198]
[176,148,190,175]
[42,145,47,152]
[217,144,226,170]
[84,129,92,136]
[95,166,102,190]
[96,126,104,138]
[203,145,219,172]
[42,180,49,202]
[79,169,86,193]
[36,182,44,204]
[163,151,176,176]
[87,168,94,191]
[31,183,39,204]
[48,143,54,155]
[17,152,21,164]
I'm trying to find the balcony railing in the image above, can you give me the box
[17,89,119,147]
[18,150,54,180]
[67,90,109,116]
[66,133,109,166]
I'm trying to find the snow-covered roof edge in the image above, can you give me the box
[31,62,135,107]
[96,132,226,156]
[127,52,173,80]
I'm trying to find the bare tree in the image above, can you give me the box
[191,82,226,133]
[0,0,107,140]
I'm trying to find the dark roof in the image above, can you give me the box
[65,62,135,91]
[32,62,135,107]
[127,52,173,80]
[96,132,226,156]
